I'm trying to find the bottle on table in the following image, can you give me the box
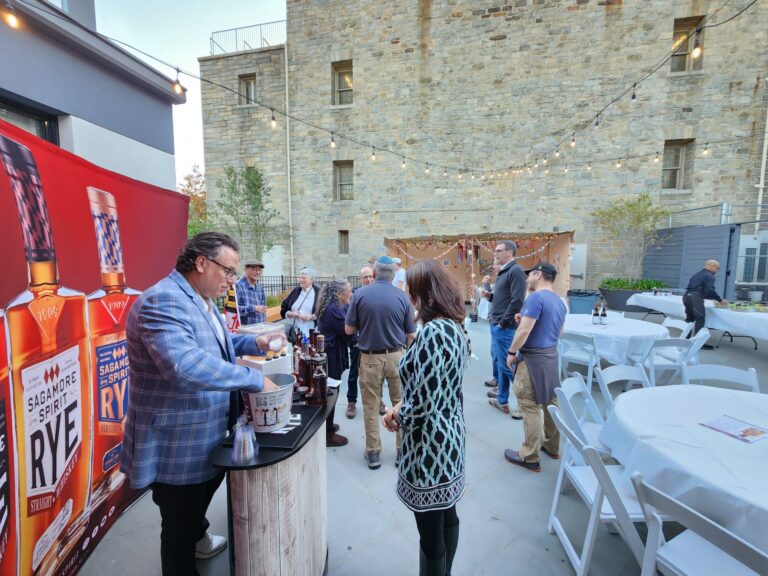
[600,302,608,325]
[592,303,600,325]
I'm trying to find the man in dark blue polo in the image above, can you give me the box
[683,259,726,348]
[345,256,416,469]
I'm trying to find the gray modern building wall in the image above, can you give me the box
[0,0,183,188]
[200,0,768,285]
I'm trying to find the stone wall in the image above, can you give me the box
[200,0,768,287]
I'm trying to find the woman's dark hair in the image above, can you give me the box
[406,260,465,324]
[175,232,239,273]
[315,278,350,324]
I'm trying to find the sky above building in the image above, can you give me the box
[95,0,286,187]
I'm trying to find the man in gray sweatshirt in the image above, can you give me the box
[486,240,527,417]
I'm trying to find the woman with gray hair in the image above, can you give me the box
[280,267,320,338]
[316,278,354,447]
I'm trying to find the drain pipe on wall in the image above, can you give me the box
[284,42,296,273]
[755,100,768,236]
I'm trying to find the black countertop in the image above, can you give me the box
[211,389,338,471]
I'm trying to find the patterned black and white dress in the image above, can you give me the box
[396,318,469,512]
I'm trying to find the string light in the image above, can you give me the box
[425,163,430,174]
[616,158,622,168]
[631,83,637,102]
[489,172,494,179]
[570,133,576,148]
[595,114,600,128]
[555,147,560,158]
[481,173,486,180]
[564,164,569,173]
[3,2,18,28]
[702,142,710,155]
[654,151,659,163]
[587,162,592,171]
[444,167,448,177]
[371,147,376,162]
[471,173,475,180]
[330,133,336,148]
[534,158,539,168]
[270,109,276,129]
[543,155,548,165]
[692,29,702,59]
[458,170,462,179]
[172,67,185,95]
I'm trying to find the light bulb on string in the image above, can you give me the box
[555,147,560,158]
[4,3,18,27]
[371,147,376,162]
[544,166,549,174]
[564,164,569,173]
[402,158,406,169]
[471,173,475,180]
[330,133,336,148]
[616,158,622,168]
[172,68,185,95]
[489,172,493,179]
[481,173,486,180]
[587,162,592,171]
[691,29,702,59]
[654,151,659,163]
[443,167,448,177]
[631,83,637,102]
[570,133,576,148]
[595,114,600,128]
[270,109,276,129]
[534,158,539,168]
[425,163,430,174]
[702,142,709,156]
[497,171,502,178]
[458,170,462,179]
[543,155,548,165]
[504,170,508,176]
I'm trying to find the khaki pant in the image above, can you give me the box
[358,350,404,453]
[513,360,560,463]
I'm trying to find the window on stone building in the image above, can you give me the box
[332,61,353,105]
[743,248,757,282]
[239,75,257,104]
[333,160,354,200]
[338,230,350,255]
[662,140,693,190]
[671,17,704,72]
[759,243,768,281]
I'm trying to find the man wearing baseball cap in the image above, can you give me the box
[503,262,567,473]
[236,261,267,325]
[391,257,406,291]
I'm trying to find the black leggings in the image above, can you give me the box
[413,505,459,558]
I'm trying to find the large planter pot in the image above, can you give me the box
[599,288,648,313]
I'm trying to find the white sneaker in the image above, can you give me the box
[195,531,227,559]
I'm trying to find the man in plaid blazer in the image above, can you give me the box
[121,232,281,575]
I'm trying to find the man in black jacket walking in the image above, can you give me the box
[683,260,726,348]
[485,240,527,417]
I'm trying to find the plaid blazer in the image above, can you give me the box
[121,270,265,488]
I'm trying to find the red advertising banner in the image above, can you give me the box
[0,119,189,575]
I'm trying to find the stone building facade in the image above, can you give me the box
[200,0,768,286]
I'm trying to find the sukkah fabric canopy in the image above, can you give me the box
[385,231,574,299]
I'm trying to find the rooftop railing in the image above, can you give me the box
[210,20,286,55]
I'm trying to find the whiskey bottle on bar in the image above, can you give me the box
[0,136,92,575]
[0,311,18,575]
[86,187,140,512]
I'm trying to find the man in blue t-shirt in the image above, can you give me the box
[503,263,567,473]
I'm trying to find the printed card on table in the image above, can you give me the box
[700,415,768,444]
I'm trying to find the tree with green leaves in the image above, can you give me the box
[214,165,278,261]
[594,193,670,280]
[178,164,209,238]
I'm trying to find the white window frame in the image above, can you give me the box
[239,75,257,105]
[332,61,353,105]
[671,17,704,73]
[334,160,354,200]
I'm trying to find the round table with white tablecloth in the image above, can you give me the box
[562,314,669,365]
[599,385,768,553]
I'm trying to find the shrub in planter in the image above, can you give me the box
[599,278,669,311]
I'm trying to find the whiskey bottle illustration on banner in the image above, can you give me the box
[86,187,139,512]
[0,311,18,576]
[0,135,92,575]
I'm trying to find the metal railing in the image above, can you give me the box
[667,203,768,229]
[210,21,287,55]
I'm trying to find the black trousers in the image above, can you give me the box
[347,346,360,402]
[683,291,706,335]
[151,472,225,576]
[413,505,459,558]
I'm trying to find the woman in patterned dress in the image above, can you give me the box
[382,259,470,576]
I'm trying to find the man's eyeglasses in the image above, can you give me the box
[494,248,509,253]
[207,258,237,279]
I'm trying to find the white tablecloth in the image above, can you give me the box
[563,314,669,365]
[599,385,768,552]
[627,293,768,342]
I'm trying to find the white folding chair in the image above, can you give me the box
[638,338,694,387]
[555,373,609,459]
[631,473,768,576]
[547,406,645,575]
[662,317,694,339]
[681,364,760,393]
[681,327,712,366]
[559,332,600,386]
[594,364,652,415]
